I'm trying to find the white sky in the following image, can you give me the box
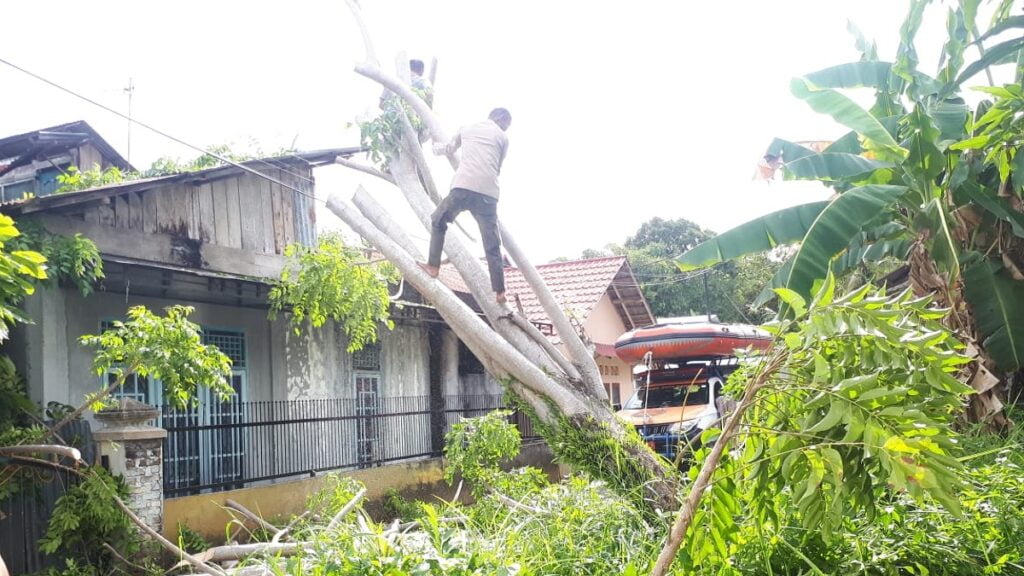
[0,1,974,261]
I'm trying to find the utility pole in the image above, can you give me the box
[703,269,711,322]
[123,78,135,164]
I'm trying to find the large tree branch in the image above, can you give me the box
[327,194,584,415]
[334,156,394,185]
[341,4,602,397]
[501,227,606,399]
[384,155,584,384]
[352,186,422,259]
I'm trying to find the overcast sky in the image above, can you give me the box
[0,1,978,261]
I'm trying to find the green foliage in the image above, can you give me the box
[38,468,139,572]
[268,234,395,352]
[177,522,211,554]
[676,1,1024,374]
[513,391,674,518]
[55,164,131,193]
[383,488,425,521]
[578,216,782,323]
[443,409,520,496]
[672,277,976,575]
[8,220,104,297]
[0,214,47,340]
[143,143,295,177]
[79,305,234,409]
[359,86,432,168]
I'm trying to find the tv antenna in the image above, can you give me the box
[123,77,135,164]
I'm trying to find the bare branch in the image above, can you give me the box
[102,542,150,573]
[194,542,305,564]
[0,445,81,461]
[492,492,542,515]
[651,351,786,576]
[500,228,606,399]
[326,487,367,530]
[225,499,280,536]
[505,312,581,382]
[271,510,310,543]
[335,156,395,184]
[354,64,454,165]
[344,0,377,65]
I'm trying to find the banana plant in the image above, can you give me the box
[678,0,1024,417]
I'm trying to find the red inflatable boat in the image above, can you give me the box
[614,321,772,363]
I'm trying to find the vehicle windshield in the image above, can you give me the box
[623,382,710,410]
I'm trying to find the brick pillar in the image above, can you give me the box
[93,399,167,532]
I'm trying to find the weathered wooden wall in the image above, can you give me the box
[72,168,313,254]
[33,166,316,279]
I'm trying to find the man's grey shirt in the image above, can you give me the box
[446,119,509,199]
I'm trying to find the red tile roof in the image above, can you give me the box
[438,256,652,338]
[505,256,628,326]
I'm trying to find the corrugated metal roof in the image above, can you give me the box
[1,147,363,214]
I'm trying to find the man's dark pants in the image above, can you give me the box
[428,187,504,293]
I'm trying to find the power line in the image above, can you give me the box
[0,57,320,203]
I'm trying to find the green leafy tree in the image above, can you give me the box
[580,217,780,322]
[8,220,104,297]
[43,305,234,437]
[269,233,395,352]
[677,0,1024,418]
[0,214,47,340]
[654,275,975,574]
[55,164,132,193]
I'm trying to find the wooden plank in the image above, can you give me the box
[114,195,129,229]
[37,214,287,279]
[197,183,215,242]
[238,175,262,251]
[127,192,143,230]
[142,190,158,233]
[224,177,243,249]
[259,175,275,254]
[165,185,188,235]
[211,179,231,246]
[185,185,199,240]
[281,175,296,247]
[187,183,200,237]
[269,172,286,253]
[97,200,115,228]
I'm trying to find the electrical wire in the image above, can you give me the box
[0,57,322,203]
[0,56,729,295]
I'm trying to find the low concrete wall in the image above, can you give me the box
[163,441,560,542]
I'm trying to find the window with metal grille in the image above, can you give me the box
[203,329,246,367]
[353,342,381,371]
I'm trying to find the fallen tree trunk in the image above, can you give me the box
[329,1,683,514]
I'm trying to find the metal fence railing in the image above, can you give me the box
[161,394,538,497]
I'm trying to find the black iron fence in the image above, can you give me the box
[161,394,537,497]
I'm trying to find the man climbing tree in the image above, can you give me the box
[421,108,512,304]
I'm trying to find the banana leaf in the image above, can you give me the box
[676,202,829,271]
[963,257,1024,371]
[780,185,908,310]
[791,78,907,161]
[785,153,894,182]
